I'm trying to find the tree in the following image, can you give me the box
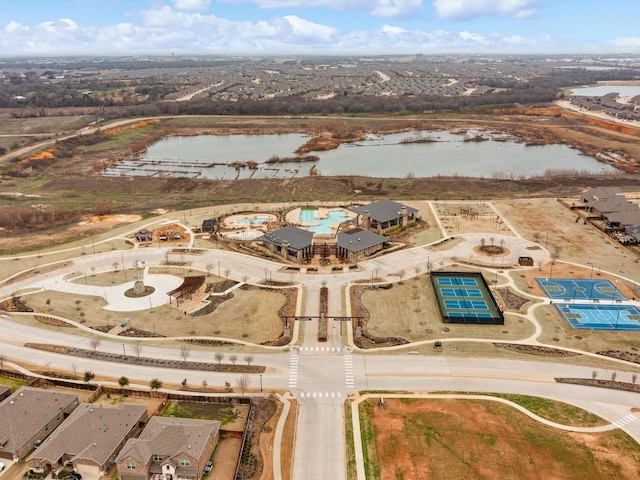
[112,261,120,272]
[149,378,163,391]
[133,342,143,359]
[202,379,208,388]
[244,354,254,366]
[611,371,617,382]
[480,238,486,248]
[532,232,541,243]
[633,374,637,385]
[71,363,78,378]
[0,353,5,371]
[89,337,102,352]
[229,355,238,365]
[45,298,52,311]
[236,374,252,396]
[75,300,82,310]
[181,378,188,389]
[84,370,95,383]
[205,262,214,275]
[215,352,224,365]
[118,376,129,390]
[592,370,598,380]
[180,346,191,363]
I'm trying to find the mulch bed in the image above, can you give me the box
[495,343,580,357]
[556,378,640,393]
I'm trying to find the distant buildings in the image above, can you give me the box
[581,187,640,244]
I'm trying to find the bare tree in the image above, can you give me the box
[71,363,78,378]
[205,262,214,275]
[75,300,82,310]
[632,373,637,385]
[532,232,541,243]
[489,236,495,246]
[611,371,617,382]
[0,353,6,371]
[480,238,486,248]
[133,342,143,359]
[215,352,224,365]
[399,269,405,283]
[245,354,254,366]
[46,298,52,311]
[202,379,208,388]
[180,346,191,363]
[229,355,238,365]
[592,370,598,380]
[112,261,120,272]
[89,337,102,352]
[236,374,252,396]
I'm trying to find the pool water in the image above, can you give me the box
[300,209,349,235]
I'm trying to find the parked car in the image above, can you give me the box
[69,473,82,480]
[204,462,213,474]
[0,462,5,472]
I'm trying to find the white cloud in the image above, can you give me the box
[283,15,337,40]
[459,31,486,43]
[4,20,29,34]
[613,36,640,48]
[433,0,540,21]
[221,0,423,18]
[382,24,408,35]
[172,0,211,11]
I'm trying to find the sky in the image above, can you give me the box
[1,0,639,56]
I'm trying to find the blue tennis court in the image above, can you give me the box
[437,277,478,286]
[536,278,627,301]
[441,287,483,298]
[444,299,489,310]
[555,303,640,331]
[449,312,493,320]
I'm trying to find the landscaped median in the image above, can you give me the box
[347,392,638,480]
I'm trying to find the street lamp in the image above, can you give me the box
[259,374,263,392]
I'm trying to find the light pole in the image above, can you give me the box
[122,344,126,357]
[259,374,263,392]
[217,261,221,277]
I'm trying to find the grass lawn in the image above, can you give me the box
[359,398,640,480]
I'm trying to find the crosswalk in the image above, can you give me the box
[299,346,342,353]
[288,352,299,388]
[614,413,637,428]
[344,353,354,388]
[299,391,343,398]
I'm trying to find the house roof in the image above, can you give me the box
[0,387,78,456]
[580,187,621,204]
[30,403,147,468]
[337,228,386,253]
[116,417,221,466]
[351,200,418,224]
[259,226,313,251]
[202,219,218,227]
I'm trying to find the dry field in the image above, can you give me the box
[359,272,535,344]
[361,398,640,480]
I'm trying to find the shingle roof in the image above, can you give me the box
[259,225,313,251]
[116,417,220,465]
[337,228,386,252]
[0,387,78,456]
[30,403,147,468]
[351,200,418,224]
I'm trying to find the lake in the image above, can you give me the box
[570,85,640,97]
[102,130,618,180]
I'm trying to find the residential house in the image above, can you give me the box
[351,200,418,234]
[0,387,79,461]
[28,403,148,478]
[115,417,221,480]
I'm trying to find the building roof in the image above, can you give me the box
[351,200,418,224]
[580,187,621,204]
[260,226,313,251]
[116,417,220,466]
[30,403,147,468]
[337,228,386,253]
[0,387,79,456]
[202,219,218,227]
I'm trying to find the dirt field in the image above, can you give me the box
[362,398,640,480]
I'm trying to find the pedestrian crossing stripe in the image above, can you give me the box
[614,413,637,427]
[299,392,343,398]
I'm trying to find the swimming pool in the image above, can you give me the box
[299,208,349,235]
[236,215,272,225]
